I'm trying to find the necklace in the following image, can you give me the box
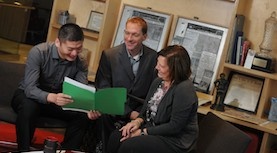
[162,81,171,92]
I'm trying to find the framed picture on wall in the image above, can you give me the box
[223,72,264,113]
[169,16,228,92]
[112,4,172,52]
[87,11,104,32]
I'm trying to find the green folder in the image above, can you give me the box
[62,77,126,115]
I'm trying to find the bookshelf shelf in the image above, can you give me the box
[224,63,277,80]
[51,23,99,40]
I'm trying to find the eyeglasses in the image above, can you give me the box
[124,30,142,38]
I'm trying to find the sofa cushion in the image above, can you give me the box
[0,61,25,107]
[0,61,67,128]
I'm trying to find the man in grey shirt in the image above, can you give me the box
[11,23,99,151]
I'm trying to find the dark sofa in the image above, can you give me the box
[0,61,67,128]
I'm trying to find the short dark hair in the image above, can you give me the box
[58,23,84,42]
[158,45,191,84]
[126,16,148,35]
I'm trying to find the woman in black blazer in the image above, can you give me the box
[107,45,199,153]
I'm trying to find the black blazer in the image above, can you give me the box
[95,43,157,116]
[139,78,199,152]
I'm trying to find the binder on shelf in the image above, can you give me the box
[62,77,126,115]
[231,31,243,64]
[236,36,244,65]
[227,14,245,63]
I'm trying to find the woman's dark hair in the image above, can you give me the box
[158,45,191,84]
[58,23,84,42]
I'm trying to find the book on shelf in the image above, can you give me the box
[244,49,256,69]
[240,40,251,66]
[231,31,243,64]
[236,36,244,65]
[226,14,245,63]
[62,77,127,115]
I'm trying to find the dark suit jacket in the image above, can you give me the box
[95,43,157,117]
[139,78,199,152]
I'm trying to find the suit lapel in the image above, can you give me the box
[135,45,149,82]
[119,45,135,80]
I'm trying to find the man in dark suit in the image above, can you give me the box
[89,16,157,152]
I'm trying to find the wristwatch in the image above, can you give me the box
[140,129,145,135]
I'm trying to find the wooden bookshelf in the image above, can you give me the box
[51,23,99,40]
[47,0,122,79]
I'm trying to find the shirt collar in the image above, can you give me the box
[52,45,60,59]
[52,45,70,64]
[126,47,143,60]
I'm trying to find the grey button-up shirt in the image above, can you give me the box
[18,42,88,104]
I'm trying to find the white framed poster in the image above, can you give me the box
[170,16,228,92]
[112,4,172,52]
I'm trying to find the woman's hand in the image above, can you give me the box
[119,118,143,141]
[120,119,141,136]
[120,128,141,142]
[87,110,101,120]
[129,111,139,120]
